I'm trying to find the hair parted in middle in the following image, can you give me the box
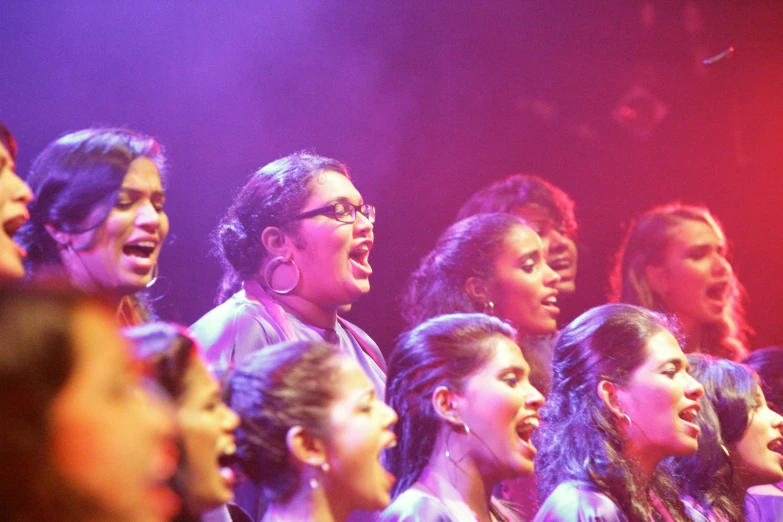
[384,312,517,498]
[534,303,689,522]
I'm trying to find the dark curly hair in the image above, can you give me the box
[456,173,577,240]
[384,313,517,498]
[225,341,343,503]
[534,303,690,522]
[212,151,349,304]
[609,203,750,361]
[744,347,783,414]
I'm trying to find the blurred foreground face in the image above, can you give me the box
[177,356,240,514]
[50,302,179,522]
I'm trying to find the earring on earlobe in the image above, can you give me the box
[146,264,159,288]
[484,301,495,315]
[309,462,330,490]
[622,413,632,426]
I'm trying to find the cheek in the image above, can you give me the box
[179,415,216,465]
[53,413,138,507]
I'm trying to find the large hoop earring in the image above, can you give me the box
[264,256,301,295]
[146,264,159,288]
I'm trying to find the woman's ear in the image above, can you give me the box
[432,385,463,429]
[45,224,71,249]
[465,277,490,307]
[597,380,625,420]
[261,226,293,259]
[285,425,327,468]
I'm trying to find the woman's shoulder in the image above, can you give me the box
[190,290,281,365]
[378,487,456,522]
[533,481,627,522]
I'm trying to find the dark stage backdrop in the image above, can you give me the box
[2,1,781,354]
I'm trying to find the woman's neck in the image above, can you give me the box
[272,293,338,329]
[422,440,497,522]
[263,486,346,522]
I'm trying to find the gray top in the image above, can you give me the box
[190,282,386,399]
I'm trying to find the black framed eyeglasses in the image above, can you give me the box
[291,202,376,224]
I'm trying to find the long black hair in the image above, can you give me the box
[534,303,689,522]
[385,313,517,497]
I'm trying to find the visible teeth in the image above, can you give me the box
[131,241,156,248]
[542,296,557,306]
[680,409,697,422]
[769,439,782,451]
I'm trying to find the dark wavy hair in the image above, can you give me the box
[401,213,529,328]
[534,303,689,522]
[19,127,167,271]
[212,151,349,304]
[0,285,117,522]
[665,355,759,522]
[125,322,196,401]
[744,347,783,414]
[18,128,167,325]
[0,121,19,159]
[385,313,517,497]
[456,174,577,239]
[609,203,750,360]
[226,341,343,503]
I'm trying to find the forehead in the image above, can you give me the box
[473,335,526,374]
[638,330,685,368]
[497,225,542,258]
[513,203,557,225]
[0,141,11,162]
[330,356,373,399]
[183,355,219,398]
[305,170,360,203]
[667,219,724,250]
[121,157,163,189]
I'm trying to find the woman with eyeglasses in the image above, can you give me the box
[191,151,384,394]
[191,153,383,520]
